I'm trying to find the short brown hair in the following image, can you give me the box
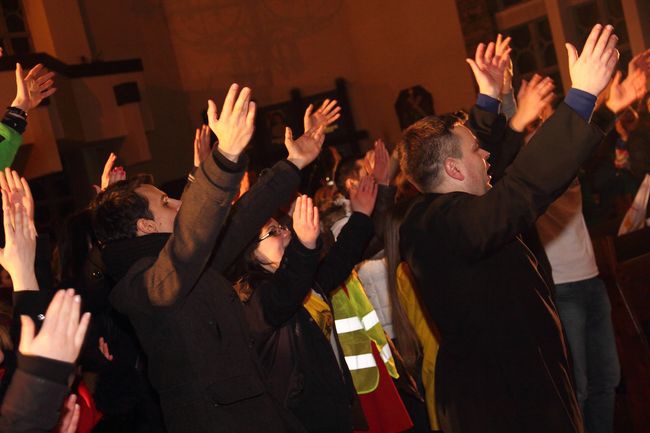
[398,115,461,191]
[89,175,154,244]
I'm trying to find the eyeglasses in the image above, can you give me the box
[258,225,288,242]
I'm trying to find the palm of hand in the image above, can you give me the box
[289,134,323,163]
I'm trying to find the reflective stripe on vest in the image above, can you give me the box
[344,353,377,371]
[362,310,380,330]
[331,272,399,394]
[379,342,393,364]
[335,317,364,334]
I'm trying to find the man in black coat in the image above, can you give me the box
[90,84,328,433]
[398,25,619,433]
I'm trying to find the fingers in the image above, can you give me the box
[232,86,251,120]
[312,202,319,227]
[20,177,33,216]
[220,83,239,120]
[246,101,256,129]
[593,25,614,59]
[583,24,603,55]
[55,289,75,337]
[2,190,14,243]
[24,63,43,81]
[102,153,117,179]
[306,196,314,226]
[74,312,91,352]
[5,168,15,191]
[304,103,314,121]
[565,43,578,67]
[474,43,486,69]
[40,289,66,337]
[67,293,81,341]
[484,42,495,65]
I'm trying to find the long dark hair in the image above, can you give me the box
[384,198,422,376]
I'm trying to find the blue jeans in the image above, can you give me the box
[555,277,620,433]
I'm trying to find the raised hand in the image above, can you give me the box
[372,139,390,185]
[19,288,91,363]
[0,168,35,230]
[303,99,341,132]
[628,48,650,76]
[99,336,114,362]
[466,38,512,98]
[12,63,56,112]
[0,188,37,291]
[193,124,212,168]
[285,125,325,169]
[207,84,256,162]
[349,175,378,216]
[56,394,80,433]
[509,74,555,131]
[606,68,647,114]
[97,153,126,192]
[292,195,319,249]
[565,24,619,96]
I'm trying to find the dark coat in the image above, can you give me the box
[400,103,613,433]
[242,211,374,433]
[106,152,312,433]
[0,354,74,433]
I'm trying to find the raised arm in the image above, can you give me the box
[261,195,322,327]
[316,176,376,295]
[443,24,620,259]
[1,62,56,170]
[210,123,326,272]
[124,84,253,308]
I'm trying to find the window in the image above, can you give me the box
[504,16,564,92]
[570,0,632,67]
[0,0,32,55]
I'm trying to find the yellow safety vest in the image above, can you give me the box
[331,271,399,394]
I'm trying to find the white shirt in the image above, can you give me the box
[535,179,599,284]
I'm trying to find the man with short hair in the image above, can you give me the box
[399,24,620,433]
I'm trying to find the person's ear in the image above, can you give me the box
[443,157,465,182]
[136,218,157,235]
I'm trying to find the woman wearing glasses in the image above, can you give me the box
[227,176,378,433]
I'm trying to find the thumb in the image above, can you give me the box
[19,315,35,353]
[284,127,294,146]
[207,100,218,124]
[565,43,578,68]
[466,58,481,77]
[517,79,528,99]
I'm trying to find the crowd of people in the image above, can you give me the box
[0,22,648,433]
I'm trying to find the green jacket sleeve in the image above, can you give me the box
[0,122,22,169]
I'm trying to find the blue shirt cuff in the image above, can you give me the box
[476,94,500,113]
[564,88,597,121]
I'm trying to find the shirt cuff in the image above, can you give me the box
[476,94,500,113]
[212,148,247,173]
[17,353,74,385]
[564,89,597,121]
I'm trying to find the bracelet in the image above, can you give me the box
[7,106,27,118]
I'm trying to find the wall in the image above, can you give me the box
[159,0,476,154]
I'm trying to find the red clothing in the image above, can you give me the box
[355,343,412,433]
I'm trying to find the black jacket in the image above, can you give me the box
[242,212,373,433]
[0,354,74,433]
[400,103,613,433]
[107,151,312,433]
